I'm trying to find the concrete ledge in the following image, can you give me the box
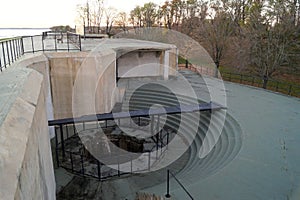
[0,68,55,200]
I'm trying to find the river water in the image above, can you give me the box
[0,28,50,39]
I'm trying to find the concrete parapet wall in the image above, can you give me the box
[0,68,55,200]
[46,52,116,118]
[46,52,88,119]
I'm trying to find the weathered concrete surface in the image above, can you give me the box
[117,51,161,78]
[87,39,178,79]
[14,53,55,138]
[55,69,300,200]
[46,51,116,119]
[139,70,300,200]
[46,52,88,119]
[0,38,179,200]
[47,39,177,119]
[0,68,55,200]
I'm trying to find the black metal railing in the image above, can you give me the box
[221,72,300,97]
[179,59,300,98]
[66,32,81,51]
[165,169,194,199]
[0,31,81,72]
[22,31,81,53]
[48,103,224,181]
[0,37,24,71]
[50,116,170,181]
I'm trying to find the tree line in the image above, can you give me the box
[77,0,300,87]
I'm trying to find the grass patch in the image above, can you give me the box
[178,56,187,64]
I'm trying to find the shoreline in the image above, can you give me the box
[0,28,50,39]
[0,27,50,29]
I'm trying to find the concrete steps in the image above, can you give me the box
[121,76,242,183]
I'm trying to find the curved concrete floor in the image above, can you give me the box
[137,70,300,200]
[57,70,300,200]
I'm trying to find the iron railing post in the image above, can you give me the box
[73,123,76,135]
[70,152,74,172]
[60,124,65,158]
[66,125,69,139]
[21,37,24,55]
[2,42,6,67]
[130,155,133,173]
[18,38,22,56]
[42,36,45,52]
[31,36,34,53]
[167,170,194,200]
[148,151,151,171]
[6,41,10,65]
[81,154,84,175]
[67,32,70,52]
[12,40,16,61]
[165,170,171,198]
[117,155,120,177]
[97,160,101,180]
[55,126,60,167]
[16,39,20,58]
[79,34,82,51]
[14,39,17,59]
[9,40,14,62]
[166,130,169,149]
[16,39,19,58]
[288,85,292,95]
[54,34,57,51]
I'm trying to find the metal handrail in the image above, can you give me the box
[0,32,81,72]
[221,71,300,97]
[181,58,300,98]
[165,169,194,199]
[0,37,24,71]
[54,123,168,181]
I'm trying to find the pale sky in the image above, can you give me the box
[0,0,164,28]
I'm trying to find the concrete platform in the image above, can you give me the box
[56,70,300,200]
[139,70,300,200]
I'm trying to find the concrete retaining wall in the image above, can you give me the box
[47,51,117,119]
[0,67,55,200]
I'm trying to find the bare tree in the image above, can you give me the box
[77,3,89,28]
[130,6,143,27]
[77,0,100,33]
[92,0,104,28]
[248,0,294,88]
[201,13,235,76]
[86,1,91,30]
[141,2,158,27]
[116,12,128,32]
[105,7,118,36]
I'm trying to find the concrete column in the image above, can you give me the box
[164,50,170,80]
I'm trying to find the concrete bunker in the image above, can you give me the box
[0,39,179,199]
